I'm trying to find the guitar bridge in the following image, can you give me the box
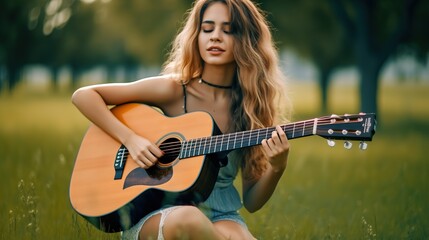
[114,145,128,180]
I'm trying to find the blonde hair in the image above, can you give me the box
[162,0,291,180]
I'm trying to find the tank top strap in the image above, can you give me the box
[182,84,188,113]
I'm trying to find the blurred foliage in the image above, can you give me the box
[0,0,428,113]
[259,0,429,114]
[260,1,352,113]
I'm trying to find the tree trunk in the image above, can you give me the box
[319,67,332,114]
[51,66,59,91]
[358,62,380,114]
[70,65,81,91]
[6,63,21,92]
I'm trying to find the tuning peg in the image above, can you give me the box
[359,141,368,150]
[344,141,352,149]
[327,140,336,147]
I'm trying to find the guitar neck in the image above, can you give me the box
[179,119,317,159]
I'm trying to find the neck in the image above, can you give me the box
[199,78,232,89]
[201,64,235,87]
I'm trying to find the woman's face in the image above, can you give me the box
[198,2,235,67]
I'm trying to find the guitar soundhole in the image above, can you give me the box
[158,137,181,167]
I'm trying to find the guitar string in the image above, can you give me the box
[158,119,359,155]
[158,120,345,157]
[121,125,313,158]
[159,117,350,150]
[156,118,332,151]
[121,118,364,158]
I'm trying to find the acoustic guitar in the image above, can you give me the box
[69,103,376,232]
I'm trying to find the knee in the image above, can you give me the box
[164,206,212,236]
[170,206,208,227]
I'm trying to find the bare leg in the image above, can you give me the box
[139,213,162,240]
[214,220,256,240]
[139,206,226,240]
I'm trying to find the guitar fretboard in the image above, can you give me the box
[179,118,317,159]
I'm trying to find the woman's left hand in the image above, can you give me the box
[261,125,290,172]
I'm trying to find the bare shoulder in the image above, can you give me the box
[131,75,184,106]
[83,75,184,106]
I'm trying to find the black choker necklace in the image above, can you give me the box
[199,78,232,89]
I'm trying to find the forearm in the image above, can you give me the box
[243,163,286,213]
[71,87,134,144]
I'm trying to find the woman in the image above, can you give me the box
[72,0,291,239]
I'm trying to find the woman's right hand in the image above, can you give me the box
[123,133,164,169]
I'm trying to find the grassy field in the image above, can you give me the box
[0,81,428,239]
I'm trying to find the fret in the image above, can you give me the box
[233,133,237,149]
[192,139,196,157]
[203,137,208,155]
[302,121,306,137]
[187,139,192,158]
[220,135,224,152]
[266,127,269,141]
[250,130,257,146]
[193,139,198,156]
[187,141,192,157]
[197,138,202,156]
[247,131,251,146]
[312,118,318,135]
[217,135,221,152]
[256,129,260,144]
[179,142,183,159]
[226,134,230,150]
[208,135,213,154]
[187,140,192,158]
[292,123,295,138]
[181,141,188,158]
[214,135,218,152]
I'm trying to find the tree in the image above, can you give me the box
[260,0,427,116]
[329,0,424,114]
[0,0,43,92]
[260,1,353,114]
[102,0,190,65]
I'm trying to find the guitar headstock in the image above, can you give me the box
[316,113,376,150]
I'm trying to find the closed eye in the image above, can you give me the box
[201,21,231,34]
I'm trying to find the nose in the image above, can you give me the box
[210,28,222,42]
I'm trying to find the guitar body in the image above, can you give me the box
[69,103,221,232]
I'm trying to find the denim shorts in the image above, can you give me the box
[121,206,247,240]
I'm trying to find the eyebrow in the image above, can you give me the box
[201,20,231,26]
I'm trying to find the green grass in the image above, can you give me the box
[1,82,428,239]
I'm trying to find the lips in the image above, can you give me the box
[207,46,225,52]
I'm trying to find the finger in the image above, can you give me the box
[275,126,289,149]
[262,138,278,158]
[271,129,281,145]
[275,125,288,141]
[261,139,271,152]
[267,129,283,152]
[148,145,164,158]
[143,149,159,164]
[133,156,151,169]
[132,151,156,168]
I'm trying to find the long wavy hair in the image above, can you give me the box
[162,0,291,180]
